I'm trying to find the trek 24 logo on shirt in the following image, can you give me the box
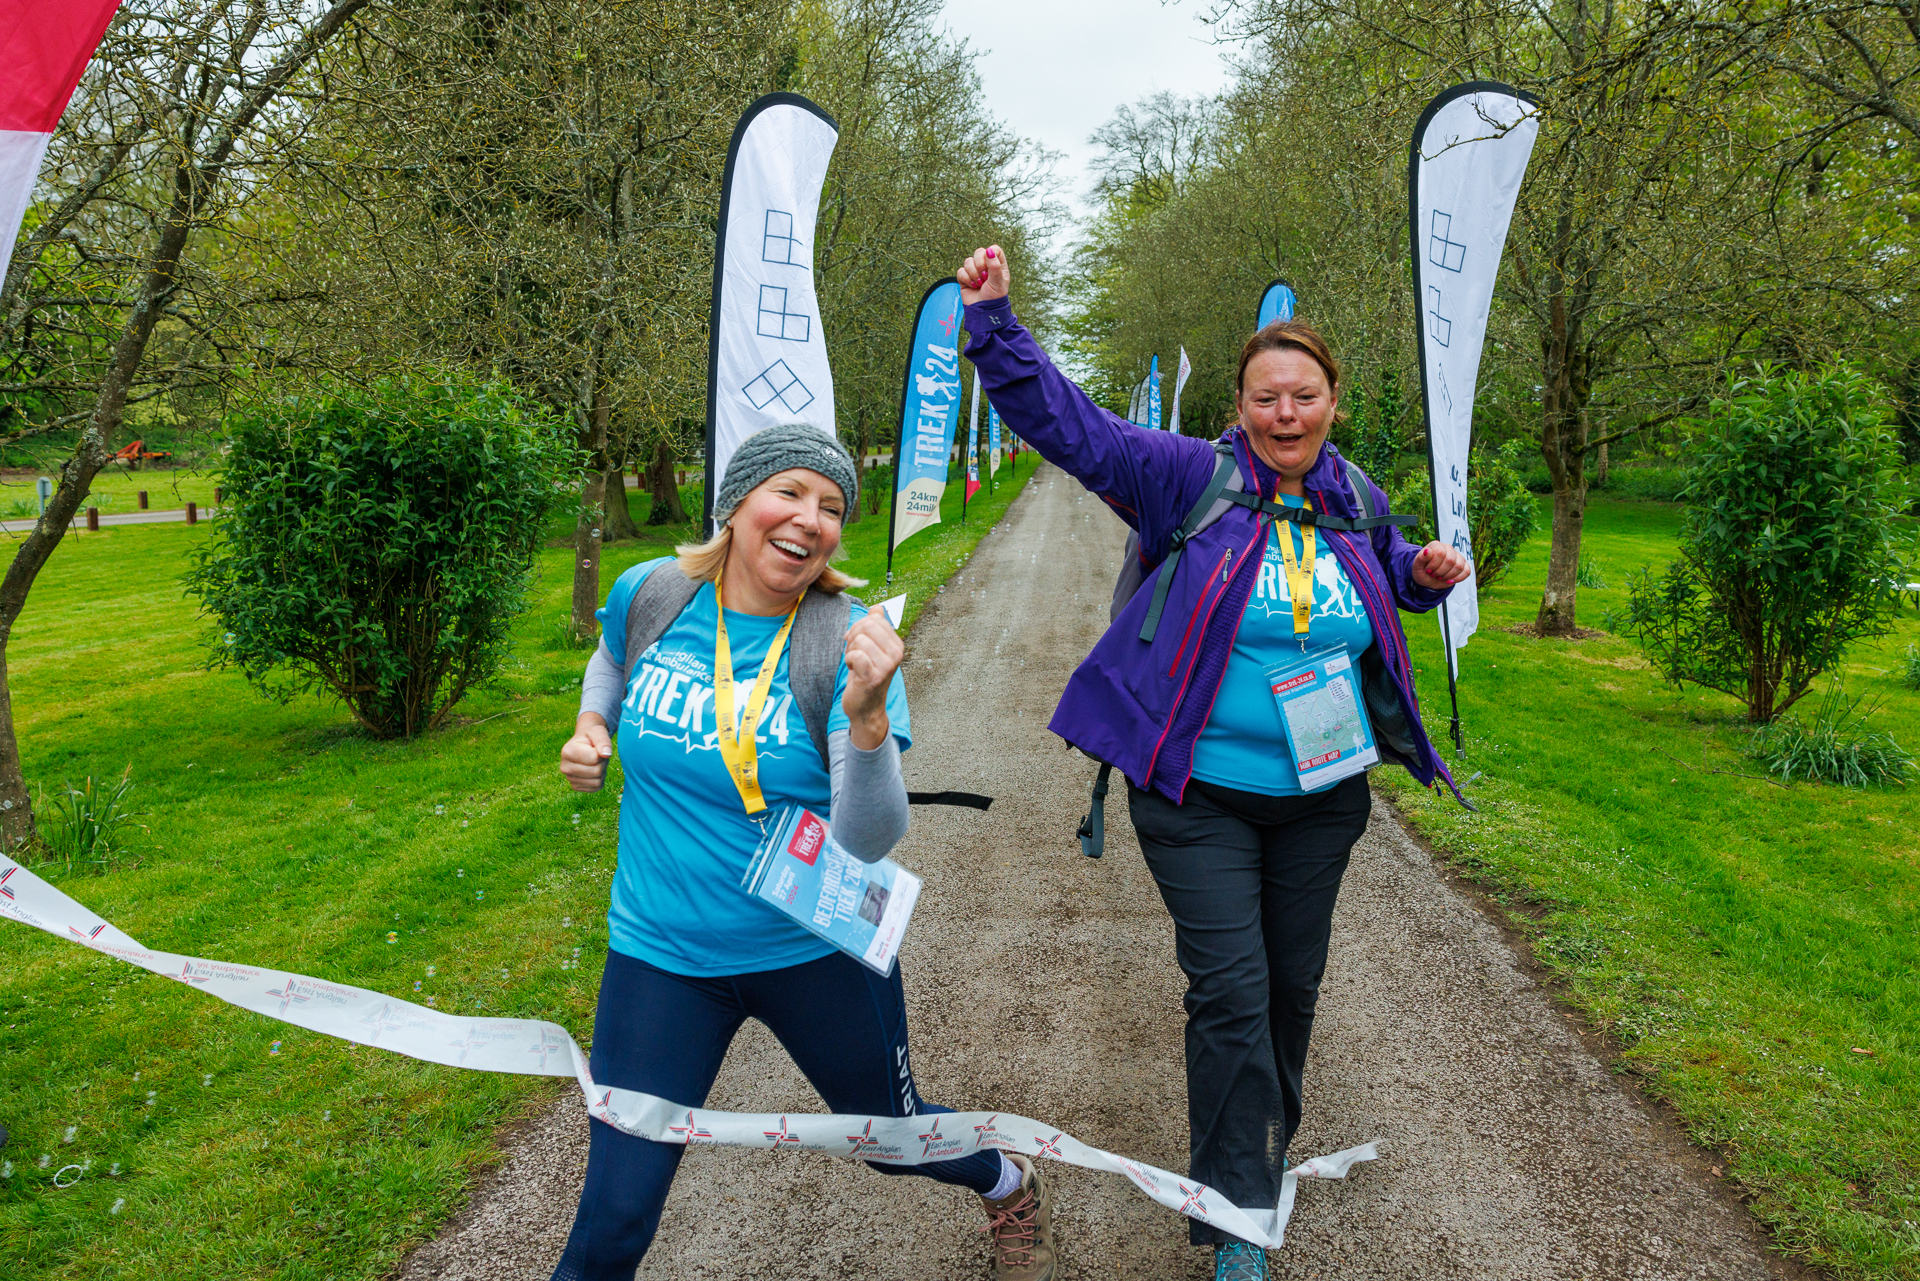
[1247,534,1365,624]
[621,644,803,757]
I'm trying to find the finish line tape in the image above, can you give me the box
[0,852,1374,1248]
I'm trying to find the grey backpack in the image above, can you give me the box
[619,564,989,810]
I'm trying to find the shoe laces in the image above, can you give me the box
[980,1188,1039,1268]
[1215,1240,1269,1281]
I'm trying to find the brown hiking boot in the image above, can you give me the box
[979,1153,1057,1280]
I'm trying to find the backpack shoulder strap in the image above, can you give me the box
[1215,455,1416,533]
[622,562,702,675]
[1137,439,1239,643]
[788,589,853,768]
[1343,457,1378,520]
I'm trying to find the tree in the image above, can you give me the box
[1614,366,1911,722]
[797,0,1061,491]
[292,0,785,638]
[1704,0,1920,144]
[186,377,576,737]
[0,0,372,848]
[1106,0,1915,638]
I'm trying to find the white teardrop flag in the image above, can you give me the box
[1410,83,1540,689]
[703,93,840,533]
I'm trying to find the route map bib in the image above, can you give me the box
[1264,645,1378,792]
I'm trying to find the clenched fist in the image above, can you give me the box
[842,608,904,750]
[559,714,613,792]
[1411,542,1471,589]
[956,245,1010,307]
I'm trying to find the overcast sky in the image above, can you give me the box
[937,0,1235,228]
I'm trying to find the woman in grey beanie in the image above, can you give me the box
[552,423,1060,1281]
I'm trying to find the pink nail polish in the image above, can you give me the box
[986,248,996,259]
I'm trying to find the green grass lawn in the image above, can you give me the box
[1379,496,1919,1280]
[0,469,224,520]
[0,461,1033,1280]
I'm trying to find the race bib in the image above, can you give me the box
[1264,646,1378,792]
[740,807,922,976]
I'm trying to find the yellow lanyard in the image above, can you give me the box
[712,579,805,814]
[1274,496,1316,642]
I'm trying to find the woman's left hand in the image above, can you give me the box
[842,608,904,750]
[1411,541,1471,589]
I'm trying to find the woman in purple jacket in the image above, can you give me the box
[957,246,1467,1280]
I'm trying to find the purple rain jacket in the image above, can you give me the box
[963,295,1462,804]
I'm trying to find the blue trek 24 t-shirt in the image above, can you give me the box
[1190,496,1374,796]
[597,558,911,977]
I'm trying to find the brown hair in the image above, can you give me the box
[1237,320,1346,423]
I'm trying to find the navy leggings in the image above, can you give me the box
[550,948,1002,1280]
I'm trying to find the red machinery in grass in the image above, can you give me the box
[110,439,171,469]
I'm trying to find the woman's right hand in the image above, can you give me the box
[560,714,613,792]
[957,245,1010,306]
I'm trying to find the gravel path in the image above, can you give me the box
[398,463,1810,1281]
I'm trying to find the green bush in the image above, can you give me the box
[1744,682,1913,787]
[1388,439,1540,593]
[1905,643,1920,691]
[1613,365,1912,722]
[1337,369,1407,483]
[186,377,577,738]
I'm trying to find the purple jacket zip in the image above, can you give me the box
[963,295,1462,804]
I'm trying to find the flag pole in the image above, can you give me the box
[1409,94,1463,761]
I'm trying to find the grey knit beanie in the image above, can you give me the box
[715,423,859,521]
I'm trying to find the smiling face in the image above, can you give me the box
[726,468,846,605]
[1237,347,1339,484]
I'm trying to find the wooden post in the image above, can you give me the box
[86,508,99,532]
[214,486,223,505]
[186,502,197,525]
[137,490,148,510]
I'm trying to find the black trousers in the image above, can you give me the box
[1128,773,1370,1245]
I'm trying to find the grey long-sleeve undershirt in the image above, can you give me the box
[579,640,908,863]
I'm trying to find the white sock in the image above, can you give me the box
[984,1153,1024,1201]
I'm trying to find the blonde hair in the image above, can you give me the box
[674,523,865,593]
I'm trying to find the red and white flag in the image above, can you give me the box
[0,0,122,275]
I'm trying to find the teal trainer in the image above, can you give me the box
[1214,1239,1269,1280]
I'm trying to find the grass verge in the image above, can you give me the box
[0,460,1033,1280]
[1378,495,1919,1279]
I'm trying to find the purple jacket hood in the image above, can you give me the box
[962,295,1461,804]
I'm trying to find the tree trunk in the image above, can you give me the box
[571,367,611,641]
[1534,270,1593,637]
[645,437,688,526]
[1595,440,1609,486]
[846,407,871,524]
[603,445,641,541]
[1538,481,1587,632]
